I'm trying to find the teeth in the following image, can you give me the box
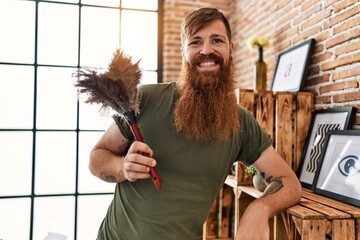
[199,62,215,67]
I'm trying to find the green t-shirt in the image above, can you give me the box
[97,82,272,240]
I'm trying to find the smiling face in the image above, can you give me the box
[181,20,233,73]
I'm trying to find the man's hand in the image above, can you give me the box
[121,141,157,182]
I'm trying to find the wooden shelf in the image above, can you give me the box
[225,175,263,199]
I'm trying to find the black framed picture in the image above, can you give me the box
[312,130,360,207]
[270,38,315,92]
[297,107,356,188]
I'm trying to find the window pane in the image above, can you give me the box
[33,196,75,240]
[121,10,158,70]
[0,1,35,63]
[82,0,119,7]
[0,132,33,196]
[80,7,120,68]
[35,132,76,194]
[78,132,115,193]
[0,198,31,239]
[37,67,78,129]
[38,3,79,66]
[77,195,113,239]
[141,71,158,85]
[122,0,158,10]
[78,101,113,130]
[45,0,79,3]
[0,65,34,129]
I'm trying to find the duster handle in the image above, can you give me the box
[124,111,162,189]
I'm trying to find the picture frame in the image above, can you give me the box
[312,130,360,207]
[270,38,315,92]
[297,107,356,188]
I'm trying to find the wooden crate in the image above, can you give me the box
[228,185,360,240]
[203,90,313,239]
[235,89,313,183]
[279,188,360,240]
[203,184,234,239]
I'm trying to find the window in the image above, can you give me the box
[0,0,161,239]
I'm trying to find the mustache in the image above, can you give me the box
[191,53,224,66]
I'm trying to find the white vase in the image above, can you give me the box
[252,174,267,192]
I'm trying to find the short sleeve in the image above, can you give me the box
[237,107,273,166]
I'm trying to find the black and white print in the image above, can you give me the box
[306,123,340,173]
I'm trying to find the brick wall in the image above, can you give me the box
[162,0,360,127]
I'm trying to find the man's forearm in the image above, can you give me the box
[89,148,126,183]
[256,175,301,218]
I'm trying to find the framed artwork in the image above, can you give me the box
[298,107,356,188]
[312,130,360,207]
[270,38,315,92]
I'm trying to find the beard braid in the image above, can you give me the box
[174,55,240,141]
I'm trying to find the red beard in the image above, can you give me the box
[174,54,240,141]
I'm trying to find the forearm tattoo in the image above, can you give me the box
[263,179,283,196]
[99,140,128,183]
[259,171,284,196]
[118,139,129,155]
[259,171,272,184]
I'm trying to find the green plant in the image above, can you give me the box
[245,165,258,176]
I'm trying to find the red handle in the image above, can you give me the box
[129,123,162,189]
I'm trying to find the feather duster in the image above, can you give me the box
[75,49,141,114]
[75,49,161,189]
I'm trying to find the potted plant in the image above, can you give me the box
[245,165,267,192]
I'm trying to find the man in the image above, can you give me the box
[90,7,301,240]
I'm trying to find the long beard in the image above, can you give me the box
[174,55,240,141]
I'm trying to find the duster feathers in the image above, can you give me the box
[75,49,142,114]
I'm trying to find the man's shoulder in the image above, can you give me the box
[140,82,176,92]
[139,82,177,105]
[238,106,252,117]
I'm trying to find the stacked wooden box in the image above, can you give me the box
[203,90,360,240]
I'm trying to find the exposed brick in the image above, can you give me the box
[320,80,359,93]
[333,68,360,81]
[313,52,333,64]
[333,15,360,34]
[333,91,360,103]
[301,9,331,30]
[334,0,359,13]
[306,74,330,86]
[321,53,360,71]
[293,26,322,43]
[276,6,299,27]
[335,40,360,56]
[324,0,339,8]
[315,95,332,104]
[314,31,331,43]
[325,28,360,49]
[301,0,321,12]
[313,43,324,53]
[294,3,322,25]
[307,65,321,76]
[276,0,292,9]
[324,4,360,29]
